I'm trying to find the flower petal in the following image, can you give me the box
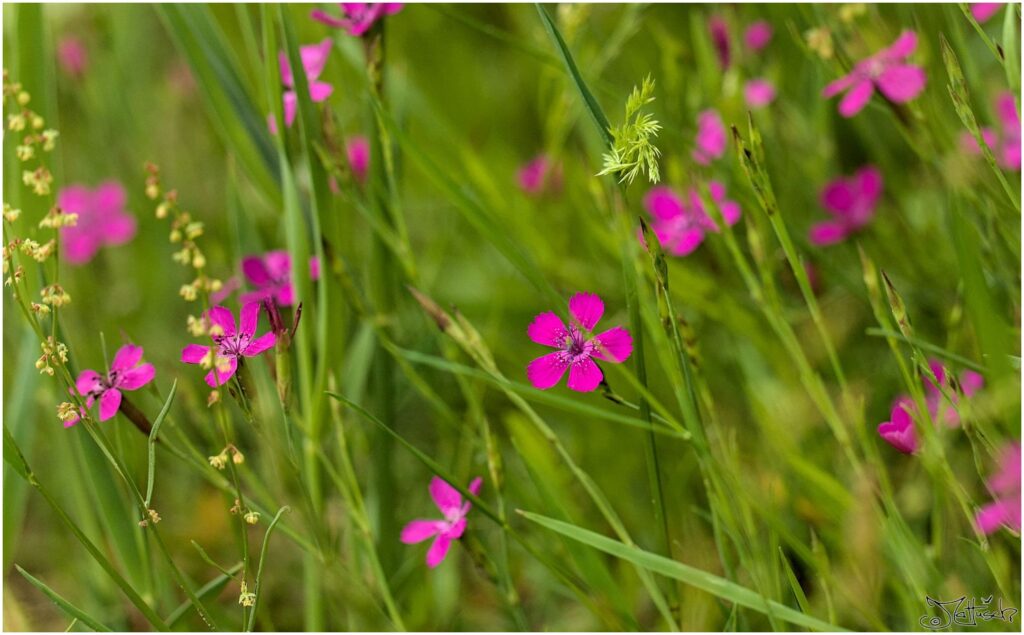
[568,292,604,331]
[668,228,706,256]
[822,73,855,98]
[111,344,144,372]
[425,534,452,568]
[75,369,102,396]
[239,302,261,338]
[283,91,298,127]
[300,39,333,81]
[744,78,776,108]
[445,517,467,540]
[567,357,603,392]
[876,64,927,104]
[243,332,276,357]
[972,3,1004,22]
[99,388,122,422]
[643,186,684,221]
[242,255,272,286]
[429,476,462,516]
[526,352,568,390]
[838,79,875,117]
[205,357,238,388]
[591,326,633,363]
[309,81,334,102]
[400,520,443,544]
[527,312,568,348]
[207,306,236,337]
[961,370,984,397]
[181,344,210,364]
[118,363,155,391]
[976,501,1011,534]
[468,476,483,497]
[884,30,918,59]
[808,221,850,246]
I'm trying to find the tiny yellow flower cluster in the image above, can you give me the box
[3,203,21,223]
[138,508,161,528]
[57,401,79,423]
[20,238,57,263]
[209,444,245,470]
[4,72,58,197]
[805,27,834,60]
[36,336,69,376]
[38,206,78,230]
[41,283,72,307]
[238,581,256,607]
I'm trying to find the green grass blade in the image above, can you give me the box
[245,507,290,631]
[166,563,244,628]
[15,565,113,632]
[144,380,177,508]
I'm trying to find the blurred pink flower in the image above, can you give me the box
[210,276,241,305]
[58,181,137,265]
[877,397,919,454]
[744,78,776,108]
[401,476,482,568]
[526,293,633,392]
[241,251,321,307]
[971,3,1004,22]
[643,182,741,257]
[346,135,370,184]
[744,20,773,51]
[517,154,561,196]
[709,15,731,69]
[924,359,984,427]
[976,442,1021,534]
[311,3,403,36]
[181,303,276,387]
[68,344,155,427]
[693,109,727,165]
[267,39,333,133]
[808,166,882,246]
[57,37,88,78]
[962,91,1020,171]
[822,31,926,117]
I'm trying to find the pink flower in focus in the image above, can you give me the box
[401,476,482,568]
[526,293,633,392]
[923,359,984,427]
[708,15,731,69]
[693,109,727,165]
[822,31,927,117]
[241,251,321,307]
[962,91,1020,171]
[808,166,882,246]
[643,182,741,257]
[181,303,276,387]
[517,155,561,196]
[744,79,776,108]
[346,136,370,184]
[976,442,1021,534]
[267,39,333,133]
[744,21,773,52]
[68,344,155,427]
[58,182,137,265]
[877,397,919,454]
[971,3,1004,22]
[311,3,403,37]
[57,37,88,77]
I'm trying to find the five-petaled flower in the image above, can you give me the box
[241,250,321,307]
[267,39,333,133]
[181,303,276,387]
[976,442,1021,534]
[877,397,918,454]
[643,182,741,256]
[69,344,155,426]
[526,293,633,392]
[58,181,137,265]
[822,31,926,117]
[401,476,482,568]
[311,3,403,37]
[693,109,727,165]
[808,165,882,246]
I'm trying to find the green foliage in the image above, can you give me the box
[597,75,663,185]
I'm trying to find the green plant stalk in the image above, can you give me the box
[245,506,289,631]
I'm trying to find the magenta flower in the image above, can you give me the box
[708,15,731,69]
[68,344,155,427]
[57,37,87,78]
[400,476,482,568]
[924,359,984,427]
[744,79,776,108]
[526,293,633,392]
[971,3,1004,22]
[976,442,1021,534]
[58,182,137,265]
[346,135,370,184]
[808,166,882,246]
[267,39,333,133]
[241,251,321,307]
[517,154,561,196]
[311,3,403,37]
[962,91,1020,171]
[822,31,926,117]
[744,21,773,52]
[693,109,727,165]
[643,182,741,257]
[181,303,276,387]
[877,397,919,454]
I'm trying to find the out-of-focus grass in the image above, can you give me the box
[3,3,1021,631]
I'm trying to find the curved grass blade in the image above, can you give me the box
[145,380,177,508]
[245,507,290,631]
[15,565,113,632]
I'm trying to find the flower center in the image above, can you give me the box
[214,332,252,357]
[562,326,594,361]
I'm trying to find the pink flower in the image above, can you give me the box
[822,31,927,117]
[808,166,882,246]
[877,397,919,454]
[744,79,776,108]
[517,155,561,196]
[311,3,403,37]
[401,476,482,568]
[693,110,727,165]
[924,359,984,427]
[708,15,731,69]
[526,293,633,392]
[962,91,1020,171]
[241,251,321,307]
[971,3,1004,23]
[744,21,773,52]
[267,39,333,133]
[68,344,155,427]
[58,182,137,265]
[976,442,1021,534]
[346,136,370,184]
[210,276,241,305]
[181,303,276,387]
[57,37,87,77]
[643,182,741,257]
